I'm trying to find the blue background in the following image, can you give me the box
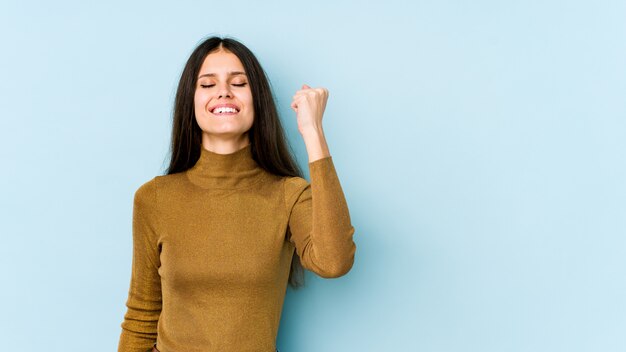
[1,1,624,351]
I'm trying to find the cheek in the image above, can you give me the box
[242,91,254,110]
[194,91,209,109]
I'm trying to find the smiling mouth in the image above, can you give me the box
[211,106,240,116]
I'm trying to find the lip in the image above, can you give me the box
[208,103,241,114]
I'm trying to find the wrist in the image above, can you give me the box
[302,129,330,163]
[300,125,325,138]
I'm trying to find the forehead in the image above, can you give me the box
[198,50,245,76]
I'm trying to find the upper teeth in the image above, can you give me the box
[213,107,237,114]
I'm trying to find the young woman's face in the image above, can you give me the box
[194,49,254,144]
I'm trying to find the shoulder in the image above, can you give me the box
[137,172,190,194]
[283,175,311,206]
[283,175,309,193]
[134,176,159,205]
[133,173,181,201]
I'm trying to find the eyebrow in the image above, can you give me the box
[198,71,247,79]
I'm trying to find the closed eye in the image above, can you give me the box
[200,83,247,88]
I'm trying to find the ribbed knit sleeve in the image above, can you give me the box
[118,177,162,352]
[285,156,357,278]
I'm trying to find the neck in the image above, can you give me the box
[200,135,251,155]
[186,144,267,189]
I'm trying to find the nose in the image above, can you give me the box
[217,83,232,99]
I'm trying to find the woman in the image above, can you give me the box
[117,36,357,352]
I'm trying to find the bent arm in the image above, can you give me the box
[286,156,357,278]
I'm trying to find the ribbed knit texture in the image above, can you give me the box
[117,143,357,352]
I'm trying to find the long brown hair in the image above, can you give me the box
[165,35,306,289]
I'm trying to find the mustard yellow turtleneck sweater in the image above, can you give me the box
[117,144,357,352]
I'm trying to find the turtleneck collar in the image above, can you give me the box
[186,144,267,189]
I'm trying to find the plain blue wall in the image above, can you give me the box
[1,1,624,351]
